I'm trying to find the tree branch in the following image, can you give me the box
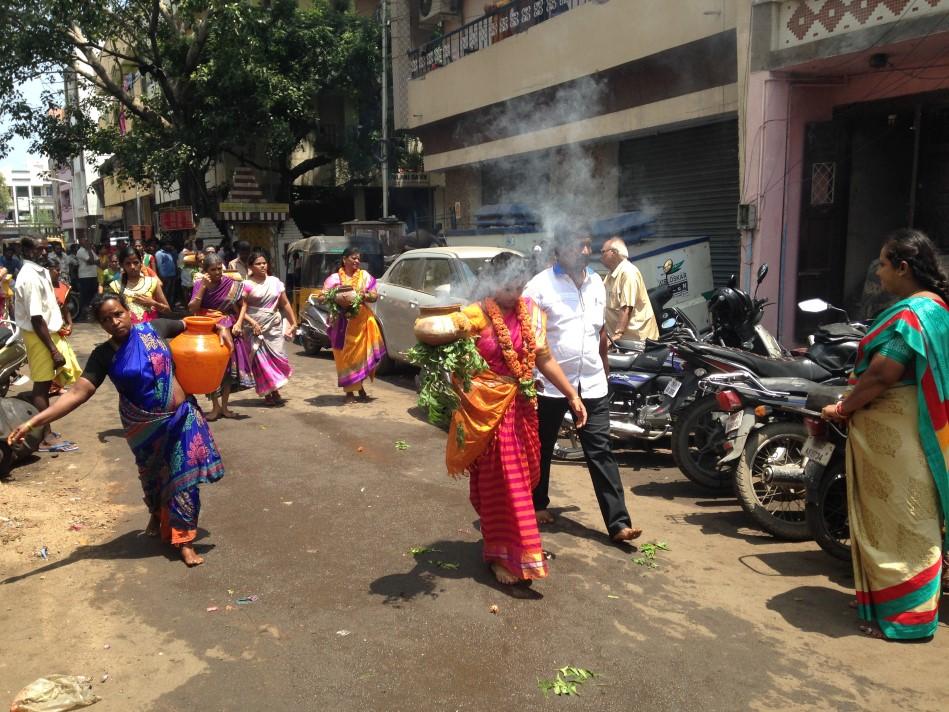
[288,154,337,181]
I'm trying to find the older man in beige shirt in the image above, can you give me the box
[600,237,659,342]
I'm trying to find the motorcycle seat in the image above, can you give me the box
[756,377,824,395]
[686,342,834,381]
[608,352,636,371]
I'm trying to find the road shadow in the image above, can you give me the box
[0,528,215,585]
[631,477,732,502]
[614,449,675,471]
[368,539,544,606]
[306,395,351,408]
[681,509,784,545]
[228,397,284,409]
[1,453,41,480]
[97,427,127,443]
[767,586,862,639]
[741,550,853,587]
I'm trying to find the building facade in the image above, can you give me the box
[744,0,949,341]
[393,0,745,285]
[0,160,57,237]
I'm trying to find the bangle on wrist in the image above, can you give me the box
[835,401,846,417]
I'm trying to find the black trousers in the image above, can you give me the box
[534,393,632,536]
[78,277,98,320]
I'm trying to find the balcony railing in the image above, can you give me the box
[409,0,591,79]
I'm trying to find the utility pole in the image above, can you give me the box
[381,0,389,219]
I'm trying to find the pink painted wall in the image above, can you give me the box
[743,65,949,344]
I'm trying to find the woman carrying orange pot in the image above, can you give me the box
[8,292,232,567]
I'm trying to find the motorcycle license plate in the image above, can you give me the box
[803,437,835,466]
[724,411,743,434]
[663,379,681,397]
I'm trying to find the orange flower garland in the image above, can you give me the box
[483,297,537,401]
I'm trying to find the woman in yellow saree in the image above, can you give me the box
[322,247,386,403]
[823,229,949,641]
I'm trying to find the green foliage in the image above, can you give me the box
[537,667,596,697]
[0,174,11,214]
[322,287,365,320]
[632,541,669,569]
[394,440,409,451]
[0,0,381,212]
[406,339,488,427]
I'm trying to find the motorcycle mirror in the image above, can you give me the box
[727,274,737,288]
[798,298,830,313]
[756,263,769,285]
[661,317,677,331]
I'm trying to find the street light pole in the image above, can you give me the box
[381,0,389,219]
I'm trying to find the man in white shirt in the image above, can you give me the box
[76,236,99,320]
[600,237,659,342]
[14,237,81,453]
[524,225,641,543]
[227,240,251,279]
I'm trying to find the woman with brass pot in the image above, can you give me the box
[321,247,386,404]
[8,292,232,567]
[188,253,254,420]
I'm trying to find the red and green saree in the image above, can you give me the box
[847,294,949,640]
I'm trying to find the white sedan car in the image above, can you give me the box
[374,246,520,367]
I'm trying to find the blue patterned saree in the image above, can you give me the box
[109,323,224,538]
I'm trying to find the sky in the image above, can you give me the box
[0,76,62,172]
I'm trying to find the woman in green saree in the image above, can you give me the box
[823,229,949,641]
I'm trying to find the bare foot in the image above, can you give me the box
[535,510,554,525]
[491,561,519,585]
[344,393,357,405]
[221,409,239,419]
[180,544,204,567]
[206,410,222,422]
[859,624,885,639]
[144,513,160,537]
[612,527,643,543]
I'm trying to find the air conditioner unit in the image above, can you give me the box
[419,0,460,28]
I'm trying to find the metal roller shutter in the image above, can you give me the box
[618,119,740,287]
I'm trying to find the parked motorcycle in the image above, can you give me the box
[802,387,851,561]
[554,282,695,460]
[0,319,41,476]
[695,372,820,539]
[665,304,864,490]
[555,265,788,460]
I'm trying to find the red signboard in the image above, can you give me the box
[159,207,194,231]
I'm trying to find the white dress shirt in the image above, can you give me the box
[14,260,63,333]
[524,264,607,399]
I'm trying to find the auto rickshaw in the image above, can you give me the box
[288,234,384,355]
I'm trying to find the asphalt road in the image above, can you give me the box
[1,324,948,711]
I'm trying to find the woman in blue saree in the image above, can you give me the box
[8,292,231,567]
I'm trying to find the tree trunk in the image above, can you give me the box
[179,166,212,218]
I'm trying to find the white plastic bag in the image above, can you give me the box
[10,675,100,712]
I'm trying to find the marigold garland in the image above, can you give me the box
[484,297,537,401]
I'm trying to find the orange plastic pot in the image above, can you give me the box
[169,316,230,395]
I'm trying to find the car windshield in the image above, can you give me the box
[459,257,493,279]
